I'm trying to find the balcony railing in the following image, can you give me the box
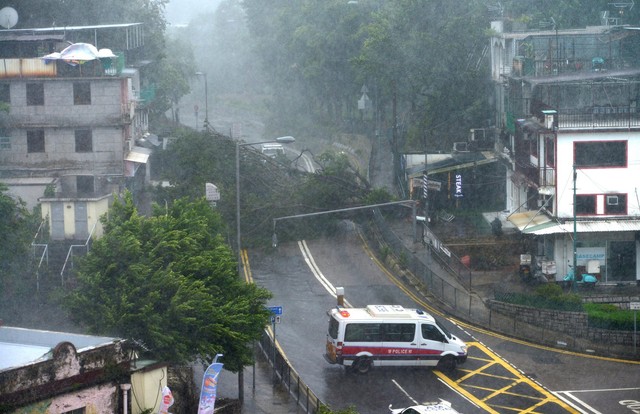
[558,107,640,129]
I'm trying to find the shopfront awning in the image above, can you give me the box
[507,211,553,233]
[524,219,640,235]
[508,211,640,235]
[125,146,151,164]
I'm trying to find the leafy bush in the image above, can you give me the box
[497,283,583,311]
[584,303,636,330]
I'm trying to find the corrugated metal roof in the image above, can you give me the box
[507,211,640,235]
[524,219,640,235]
[125,146,151,163]
[507,211,553,232]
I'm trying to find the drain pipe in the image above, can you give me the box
[120,383,131,414]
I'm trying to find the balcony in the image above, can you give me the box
[558,107,640,130]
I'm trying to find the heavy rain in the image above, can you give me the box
[1,0,640,413]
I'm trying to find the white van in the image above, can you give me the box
[324,305,467,373]
[261,143,285,158]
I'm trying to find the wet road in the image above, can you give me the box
[245,230,640,414]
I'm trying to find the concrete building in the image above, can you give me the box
[489,10,640,284]
[0,23,151,241]
[0,326,167,413]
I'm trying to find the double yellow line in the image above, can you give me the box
[240,249,253,283]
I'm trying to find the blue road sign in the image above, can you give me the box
[267,306,283,315]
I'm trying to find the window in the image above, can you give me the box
[328,317,339,340]
[605,194,626,215]
[77,176,94,195]
[27,130,45,153]
[381,323,415,342]
[75,129,93,152]
[344,323,382,342]
[62,408,85,414]
[422,324,444,341]
[574,141,626,168]
[26,83,44,106]
[575,195,596,214]
[545,135,555,167]
[73,82,91,105]
[0,83,9,103]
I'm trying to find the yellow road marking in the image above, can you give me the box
[435,342,580,413]
[240,249,253,283]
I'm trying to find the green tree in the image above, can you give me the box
[0,185,39,316]
[65,191,273,371]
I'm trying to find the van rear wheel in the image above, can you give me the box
[352,357,372,374]
[437,355,457,372]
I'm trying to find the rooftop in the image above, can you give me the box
[0,325,119,371]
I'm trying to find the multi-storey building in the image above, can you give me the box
[0,23,151,241]
[490,15,640,284]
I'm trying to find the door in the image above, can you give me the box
[74,202,88,240]
[51,202,64,240]
[419,323,446,366]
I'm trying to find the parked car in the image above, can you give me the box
[389,400,461,414]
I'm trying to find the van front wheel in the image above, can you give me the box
[352,357,372,374]
[437,355,457,372]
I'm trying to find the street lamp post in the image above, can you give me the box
[236,136,295,276]
[195,71,209,131]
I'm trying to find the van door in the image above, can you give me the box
[418,323,446,366]
[381,323,419,367]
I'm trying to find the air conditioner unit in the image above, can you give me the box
[607,195,619,206]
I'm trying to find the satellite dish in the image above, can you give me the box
[0,7,18,29]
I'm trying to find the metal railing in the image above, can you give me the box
[31,220,49,293]
[257,329,322,413]
[559,107,640,129]
[60,221,98,286]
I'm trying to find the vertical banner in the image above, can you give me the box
[157,386,174,414]
[198,354,224,414]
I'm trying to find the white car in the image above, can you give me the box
[389,400,461,414]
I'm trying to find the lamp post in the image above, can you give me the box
[236,136,295,275]
[195,71,209,131]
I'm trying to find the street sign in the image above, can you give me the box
[205,183,220,201]
[630,302,640,310]
[267,306,283,315]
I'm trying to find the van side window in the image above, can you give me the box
[422,324,444,341]
[344,323,382,342]
[382,323,416,342]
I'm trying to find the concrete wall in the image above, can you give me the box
[489,300,636,347]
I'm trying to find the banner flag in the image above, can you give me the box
[198,354,224,414]
[157,386,174,414]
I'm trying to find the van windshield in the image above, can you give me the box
[435,319,452,340]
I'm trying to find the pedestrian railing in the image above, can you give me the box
[257,329,322,413]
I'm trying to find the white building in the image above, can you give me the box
[489,16,640,284]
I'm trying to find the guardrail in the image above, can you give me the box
[256,329,322,413]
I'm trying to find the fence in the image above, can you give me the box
[256,329,322,413]
[364,208,640,358]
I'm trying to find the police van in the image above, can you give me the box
[324,305,467,373]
